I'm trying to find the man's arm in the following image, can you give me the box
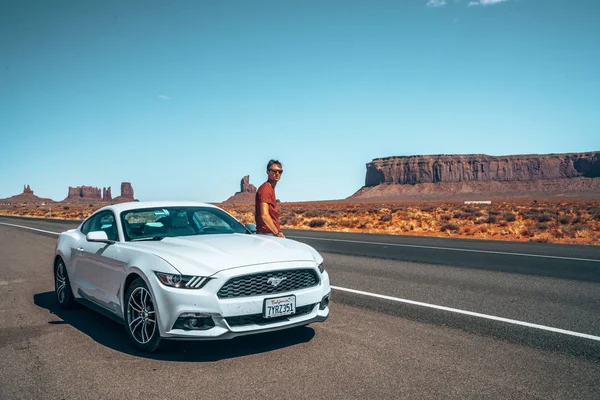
[260,202,284,238]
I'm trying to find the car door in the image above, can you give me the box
[76,211,126,315]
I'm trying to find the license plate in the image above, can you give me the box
[263,295,296,319]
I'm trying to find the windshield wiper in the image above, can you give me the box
[130,236,166,242]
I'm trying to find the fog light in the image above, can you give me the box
[319,293,330,310]
[173,313,215,331]
[186,318,198,329]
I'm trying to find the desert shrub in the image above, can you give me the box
[592,212,600,221]
[485,216,497,224]
[440,223,460,232]
[522,211,540,220]
[304,210,321,218]
[499,220,508,227]
[295,209,306,215]
[461,225,476,235]
[380,214,392,222]
[423,206,436,212]
[560,226,574,237]
[537,214,553,223]
[572,216,586,224]
[536,223,548,231]
[521,228,532,237]
[308,219,327,228]
[462,207,477,213]
[440,214,451,221]
[63,206,70,210]
[503,212,516,222]
[488,210,501,216]
[559,216,571,225]
[453,212,465,219]
[338,219,355,228]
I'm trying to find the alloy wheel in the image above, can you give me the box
[55,261,67,303]
[127,287,156,344]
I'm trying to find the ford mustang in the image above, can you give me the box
[53,201,330,352]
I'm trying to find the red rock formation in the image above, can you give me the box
[222,176,258,204]
[121,182,134,200]
[112,182,136,203]
[65,186,102,202]
[102,187,112,202]
[351,152,600,200]
[240,176,257,193]
[0,185,54,204]
[364,152,600,187]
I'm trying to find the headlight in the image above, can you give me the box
[154,272,210,289]
[318,262,325,274]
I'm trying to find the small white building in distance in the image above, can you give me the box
[464,201,492,204]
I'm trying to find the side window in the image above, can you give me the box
[84,211,119,241]
[80,218,93,235]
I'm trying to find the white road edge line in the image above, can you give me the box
[0,222,61,235]
[331,285,600,342]
[289,235,600,263]
[3,221,599,341]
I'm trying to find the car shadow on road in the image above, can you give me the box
[34,291,316,362]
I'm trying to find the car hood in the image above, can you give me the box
[125,233,320,276]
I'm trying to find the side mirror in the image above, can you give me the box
[245,223,257,234]
[86,231,114,243]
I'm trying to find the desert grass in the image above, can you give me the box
[1,199,599,245]
[222,200,600,245]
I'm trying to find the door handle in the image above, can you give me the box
[77,247,84,252]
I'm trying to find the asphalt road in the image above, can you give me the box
[1,217,599,399]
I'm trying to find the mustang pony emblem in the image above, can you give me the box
[267,277,287,287]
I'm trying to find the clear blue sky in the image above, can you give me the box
[1,0,599,202]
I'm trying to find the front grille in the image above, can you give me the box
[225,304,316,327]
[217,269,319,299]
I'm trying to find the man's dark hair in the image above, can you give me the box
[267,159,282,171]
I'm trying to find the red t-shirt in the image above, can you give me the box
[255,182,280,234]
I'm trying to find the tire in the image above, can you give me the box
[54,258,75,309]
[125,278,162,352]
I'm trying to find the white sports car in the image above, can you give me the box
[53,201,330,352]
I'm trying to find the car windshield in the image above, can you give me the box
[120,206,248,241]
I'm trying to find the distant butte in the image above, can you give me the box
[349,151,600,200]
[222,175,257,204]
[0,182,137,205]
[0,185,55,205]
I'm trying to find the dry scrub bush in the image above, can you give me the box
[503,212,516,222]
[440,223,460,232]
[380,214,392,222]
[308,219,327,228]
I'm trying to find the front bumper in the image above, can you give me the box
[149,261,330,340]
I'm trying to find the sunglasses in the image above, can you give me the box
[269,169,283,175]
